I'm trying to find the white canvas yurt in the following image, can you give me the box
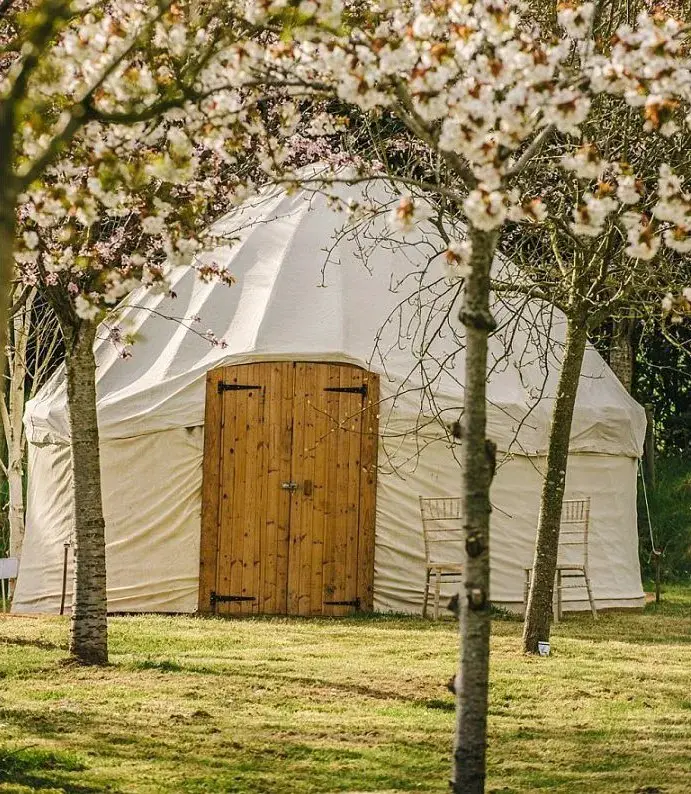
[13,182,647,616]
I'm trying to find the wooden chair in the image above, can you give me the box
[419,496,464,619]
[524,497,597,623]
[0,557,19,613]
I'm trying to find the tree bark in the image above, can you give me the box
[452,227,499,794]
[64,321,108,665]
[3,286,36,561]
[0,150,16,388]
[608,316,634,393]
[522,318,588,654]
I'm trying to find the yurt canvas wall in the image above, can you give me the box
[13,184,647,615]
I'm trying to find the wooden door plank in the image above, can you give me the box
[255,371,268,616]
[263,362,281,613]
[215,366,238,614]
[298,363,319,616]
[358,372,379,611]
[336,363,353,616]
[227,365,251,615]
[238,363,254,615]
[276,362,294,614]
[309,364,328,615]
[321,364,343,615]
[252,365,267,615]
[344,367,363,611]
[288,363,306,613]
[240,364,263,615]
[215,365,233,614]
[198,370,223,613]
[320,364,338,615]
[257,362,292,615]
[298,361,318,617]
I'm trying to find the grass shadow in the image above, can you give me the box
[0,707,92,737]
[0,636,66,652]
[126,658,223,675]
[0,746,107,793]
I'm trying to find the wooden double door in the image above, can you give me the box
[199,361,379,616]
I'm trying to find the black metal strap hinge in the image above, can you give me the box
[323,597,361,609]
[218,382,262,394]
[324,384,367,397]
[210,591,256,606]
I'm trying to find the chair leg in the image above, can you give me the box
[433,570,441,620]
[552,571,559,624]
[584,572,597,619]
[523,569,530,616]
[422,570,430,619]
[1,579,6,613]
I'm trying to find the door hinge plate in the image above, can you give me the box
[218,382,262,393]
[324,384,367,397]
[210,591,256,606]
[323,597,361,609]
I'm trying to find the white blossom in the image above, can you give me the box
[558,3,595,40]
[23,231,39,250]
[75,295,101,321]
[571,194,618,237]
[387,195,432,233]
[562,145,606,180]
[616,175,642,205]
[464,189,508,231]
[444,239,473,280]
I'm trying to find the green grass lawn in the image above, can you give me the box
[1,588,690,794]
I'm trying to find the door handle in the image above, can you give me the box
[281,481,299,491]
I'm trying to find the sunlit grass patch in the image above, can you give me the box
[0,586,689,793]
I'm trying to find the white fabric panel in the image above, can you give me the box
[12,441,73,612]
[24,185,646,458]
[373,437,644,613]
[14,427,643,615]
[13,429,202,613]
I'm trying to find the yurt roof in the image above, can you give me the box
[24,181,646,457]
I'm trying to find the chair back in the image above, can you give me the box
[0,557,19,579]
[557,498,591,568]
[419,497,464,566]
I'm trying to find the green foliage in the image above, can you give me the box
[634,324,691,456]
[0,591,690,793]
[639,457,691,581]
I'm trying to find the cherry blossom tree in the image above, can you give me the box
[190,2,691,789]
[4,0,250,664]
[5,0,691,787]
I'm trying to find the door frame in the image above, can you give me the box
[197,360,379,615]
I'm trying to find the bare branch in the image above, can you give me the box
[505,125,555,180]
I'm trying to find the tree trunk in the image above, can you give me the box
[452,228,499,794]
[609,316,634,393]
[3,287,36,561]
[522,318,588,654]
[0,152,16,386]
[64,322,108,665]
[0,407,6,558]
[7,432,25,562]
